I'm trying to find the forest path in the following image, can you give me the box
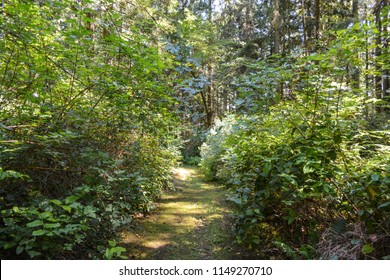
[119,166,241,259]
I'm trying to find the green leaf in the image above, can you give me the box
[50,199,62,206]
[262,162,272,175]
[362,244,374,254]
[26,220,43,227]
[16,246,24,255]
[245,209,254,216]
[44,223,61,229]
[69,202,81,209]
[62,205,72,213]
[227,196,242,205]
[28,251,41,258]
[39,212,52,219]
[378,201,390,209]
[308,53,324,61]
[303,163,314,174]
[235,99,245,106]
[371,173,380,181]
[4,242,16,249]
[65,195,79,204]
[112,247,126,254]
[288,217,296,225]
[323,184,330,193]
[32,229,47,236]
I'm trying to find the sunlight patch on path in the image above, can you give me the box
[119,166,237,259]
[173,167,195,181]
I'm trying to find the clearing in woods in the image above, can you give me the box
[119,166,243,259]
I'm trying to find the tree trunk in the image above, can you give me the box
[208,0,212,22]
[351,0,360,91]
[381,0,389,103]
[374,0,382,103]
[306,0,312,50]
[302,0,307,49]
[207,64,214,128]
[244,0,253,39]
[352,0,359,17]
[314,0,320,40]
[273,0,284,99]
[273,0,281,54]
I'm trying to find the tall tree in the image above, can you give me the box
[314,0,320,40]
[380,0,390,104]
[351,0,360,91]
[273,0,281,54]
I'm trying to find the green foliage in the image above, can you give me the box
[0,187,95,259]
[200,115,240,180]
[101,240,126,260]
[200,25,390,259]
[183,156,201,166]
[0,0,180,259]
[1,0,389,261]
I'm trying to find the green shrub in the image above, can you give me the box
[201,102,390,259]
[0,128,180,259]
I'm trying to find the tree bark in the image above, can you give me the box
[244,0,253,39]
[302,0,307,49]
[306,0,312,49]
[351,0,360,91]
[273,0,281,54]
[381,0,389,103]
[374,0,382,102]
[314,0,320,40]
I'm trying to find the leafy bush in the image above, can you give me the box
[0,129,179,259]
[183,156,201,166]
[200,32,390,258]
[202,104,390,258]
[1,186,95,259]
[0,0,180,259]
[0,129,172,258]
[200,115,241,180]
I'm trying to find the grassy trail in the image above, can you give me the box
[119,167,240,259]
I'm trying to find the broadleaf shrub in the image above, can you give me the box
[0,0,181,259]
[201,33,390,259]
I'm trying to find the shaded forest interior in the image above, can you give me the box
[0,0,389,259]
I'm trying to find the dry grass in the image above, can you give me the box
[317,222,385,260]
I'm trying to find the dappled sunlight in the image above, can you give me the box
[119,167,237,259]
[207,213,224,220]
[173,167,195,181]
[143,240,171,249]
[160,202,202,211]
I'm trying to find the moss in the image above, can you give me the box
[119,167,238,259]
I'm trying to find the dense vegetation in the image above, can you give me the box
[0,0,180,259]
[1,0,389,259]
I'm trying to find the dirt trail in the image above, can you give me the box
[119,167,241,259]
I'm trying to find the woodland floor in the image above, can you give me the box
[119,167,247,260]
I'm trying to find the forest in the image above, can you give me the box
[0,0,389,260]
